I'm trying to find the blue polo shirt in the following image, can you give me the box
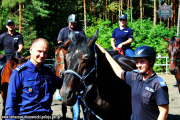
[57,26,85,46]
[5,60,63,118]
[125,70,169,120]
[0,32,24,57]
[112,27,133,49]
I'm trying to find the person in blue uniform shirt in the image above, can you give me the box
[57,14,87,120]
[111,14,134,57]
[97,44,169,120]
[57,14,85,46]
[0,20,24,60]
[0,20,24,75]
[5,38,63,119]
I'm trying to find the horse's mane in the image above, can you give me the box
[67,36,93,57]
[169,36,177,44]
[55,42,66,50]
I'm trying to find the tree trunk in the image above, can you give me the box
[140,0,142,22]
[99,0,101,18]
[119,0,121,15]
[106,0,108,20]
[121,0,123,14]
[130,0,132,23]
[159,0,161,24]
[134,0,137,20]
[154,0,157,27]
[93,0,96,17]
[171,0,173,28]
[19,0,21,33]
[84,0,86,34]
[90,0,92,15]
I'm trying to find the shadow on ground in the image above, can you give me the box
[167,114,180,120]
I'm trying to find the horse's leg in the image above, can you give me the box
[62,103,67,120]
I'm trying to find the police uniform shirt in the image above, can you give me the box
[5,60,63,117]
[112,27,133,49]
[57,26,85,44]
[0,32,24,56]
[125,70,169,120]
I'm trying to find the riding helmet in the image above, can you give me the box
[132,45,156,62]
[68,14,78,23]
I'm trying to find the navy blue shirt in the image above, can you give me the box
[5,60,63,118]
[0,32,24,57]
[125,70,169,120]
[57,26,85,46]
[112,27,133,49]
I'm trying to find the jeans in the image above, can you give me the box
[124,48,134,57]
[72,96,87,120]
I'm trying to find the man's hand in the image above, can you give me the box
[117,43,123,48]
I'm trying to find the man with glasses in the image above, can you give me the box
[111,14,133,57]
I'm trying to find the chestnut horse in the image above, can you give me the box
[60,29,136,120]
[163,36,180,92]
[54,40,70,120]
[1,55,30,116]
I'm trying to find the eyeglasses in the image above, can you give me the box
[120,19,126,22]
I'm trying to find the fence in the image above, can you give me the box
[154,57,169,75]
[46,57,170,75]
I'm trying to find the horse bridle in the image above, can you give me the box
[64,45,98,90]
[64,45,103,120]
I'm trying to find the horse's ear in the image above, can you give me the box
[163,36,170,42]
[68,32,76,43]
[64,39,70,49]
[88,28,99,47]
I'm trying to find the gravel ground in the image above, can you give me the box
[0,74,179,120]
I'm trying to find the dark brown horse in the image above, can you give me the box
[163,36,180,92]
[1,55,30,116]
[54,40,70,120]
[60,29,136,120]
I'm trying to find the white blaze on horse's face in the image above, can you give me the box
[73,49,81,57]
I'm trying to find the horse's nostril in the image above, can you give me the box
[67,90,73,100]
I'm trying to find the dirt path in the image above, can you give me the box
[0,75,179,120]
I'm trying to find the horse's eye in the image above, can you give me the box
[83,59,89,63]
[55,54,58,57]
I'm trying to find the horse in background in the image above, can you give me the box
[1,55,30,116]
[54,40,70,120]
[163,36,180,92]
[60,29,136,120]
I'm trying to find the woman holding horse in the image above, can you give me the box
[111,14,134,57]
[97,44,169,120]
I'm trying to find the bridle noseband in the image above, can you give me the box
[64,45,98,89]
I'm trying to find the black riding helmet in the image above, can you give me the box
[68,14,78,23]
[132,45,157,74]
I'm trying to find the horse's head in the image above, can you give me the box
[164,36,180,74]
[55,40,70,78]
[61,29,99,106]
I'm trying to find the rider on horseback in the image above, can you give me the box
[111,14,134,57]
[0,20,24,69]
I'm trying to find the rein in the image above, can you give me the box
[169,59,180,62]
[56,61,65,65]
[64,45,103,120]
